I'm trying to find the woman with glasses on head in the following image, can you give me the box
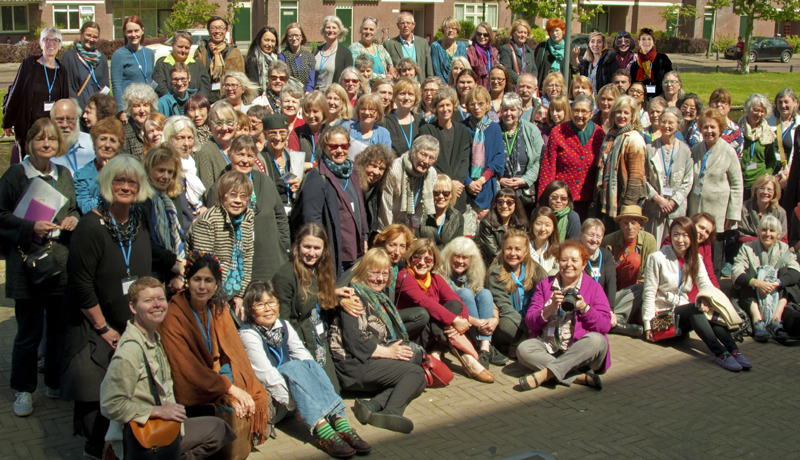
[416,174,464,248]
[467,22,500,90]
[350,93,393,150]
[245,26,280,95]
[153,30,212,100]
[314,16,352,91]
[477,189,528,267]
[350,17,396,82]
[118,83,158,160]
[431,16,468,82]
[679,93,704,149]
[384,77,422,157]
[660,70,683,108]
[611,32,637,72]
[739,93,777,201]
[195,100,238,191]
[630,27,673,98]
[279,22,316,93]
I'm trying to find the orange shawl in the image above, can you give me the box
[159,293,271,444]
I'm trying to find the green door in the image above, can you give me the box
[281,7,297,35]
[336,8,352,47]
[703,13,713,40]
[234,7,250,42]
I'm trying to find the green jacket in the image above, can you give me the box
[741,137,777,187]
[602,229,657,284]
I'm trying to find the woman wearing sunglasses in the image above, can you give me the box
[466,22,500,90]
[477,189,528,267]
[416,175,464,248]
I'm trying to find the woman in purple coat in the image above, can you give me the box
[517,239,611,391]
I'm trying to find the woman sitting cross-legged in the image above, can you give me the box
[643,217,753,372]
[239,281,371,457]
[396,238,495,383]
[732,215,800,343]
[329,248,427,434]
[518,240,612,391]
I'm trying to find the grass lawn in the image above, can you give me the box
[681,72,800,106]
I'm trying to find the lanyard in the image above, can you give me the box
[781,119,796,141]
[248,172,257,206]
[748,141,756,163]
[78,55,99,86]
[677,264,684,302]
[587,252,602,282]
[414,179,423,208]
[43,59,58,101]
[403,40,416,60]
[268,343,284,367]
[458,104,466,120]
[485,48,492,75]
[522,106,533,122]
[503,128,520,157]
[311,132,319,162]
[355,122,374,146]
[396,114,414,150]
[318,43,336,73]
[424,113,434,123]
[65,143,79,171]
[437,212,447,235]
[624,246,638,256]
[339,177,349,192]
[661,142,675,180]
[128,45,148,82]
[214,139,231,164]
[191,307,212,353]
[272,151,292,203]
[698,144,714,183]
[365,46,384,74]
[110,215,133,277]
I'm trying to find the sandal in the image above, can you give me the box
[584,371,603,390]
[518,373,539,391]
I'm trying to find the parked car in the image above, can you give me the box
[570,34,590,57]
[725,36,793,63]
[146,28,210,61]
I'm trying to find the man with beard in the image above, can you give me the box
[515,73,542,124]
[50,99,95,175]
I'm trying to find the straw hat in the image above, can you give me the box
[613,205,648,223]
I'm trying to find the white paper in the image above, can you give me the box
[693,186,702,195]
[662,187,674,197]
[746,162,758,171]
[314,321,324,336]
[13,178,68,220]
[646,85,656,94]
[348,138,368,162]
[44,102,54,111]
[212,82,221,91]
[100,86,111,95]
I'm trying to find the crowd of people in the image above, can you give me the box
[2,12,800,460]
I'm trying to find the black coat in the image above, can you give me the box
[294,165,343,277]
[782,127,800,219]
[577,50,619,93]
[384,113,425,157]
[292,123,323,163]
[498,42,537,84]
[630,53,672,98]
[583,247,616,309]
[533,42,574,89]
[419,121,471,212]
[416,208,464,249]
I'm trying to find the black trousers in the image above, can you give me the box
[342,359,425,416]
[74,400,109,457]
[492,317,526,353]
[11,295,64,392]
[674,303,738,357]
[399,307,429,344]
[424,300,464,352]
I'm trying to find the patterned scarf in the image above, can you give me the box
[503,128,522,178]
[76,43,102,68]
[597,124,635,216]
[323,155,353,178]
[208,41,228,80]
[738,114,777,147]
[409,268,432,292]
[469,115,491,180]
[400,152,434,215]
[282,47,315,88]
[352,282,408,341]
[476,42,491,66]
[554,206,571,242]
[151,190,185,260]
[223,212,245,297]
[255,48,275,93]
[635,47,657,82]
[254,322,284,351]
[546,38,565,73]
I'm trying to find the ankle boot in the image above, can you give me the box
[610,322,643,337]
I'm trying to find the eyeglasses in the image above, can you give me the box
[546,84,562,90]
[475,32,490,38]
[433,190,451,197]
[490,77,506,82]
[359,108,378,114]
[398,22,414,26]
[211,119,235,126]
[209,26,226,32]
[223,83,241,89]
[497,199,516,207]
[226,191,250,201]
[113,178,139,188]
[628,89,644,96]
[343,79,360,84]
[327,143,350,151]
[54,116,76,123]
[270,75,288,82]
[43,38,61,45]
[287,34,302,39]
[367,270,391,280]
[757,186,775,194]
[549,195,569,202]
[411,255,434,264]
[468,101,486,108]
[171,77,188,83]
[252,300,279,311]
[663,80,680,85]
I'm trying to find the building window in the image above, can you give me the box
[585,7,609,33]
[112,0,176,39]
[454,3,498,29]
[0,5,27,32]
[54,5,95,32]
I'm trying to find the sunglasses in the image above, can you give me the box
[497,199,516,207]
[411,255,434,264]
[327,143,350,151]
[433,190,451,197]
[475,32,490,38]
[270,75,288,82]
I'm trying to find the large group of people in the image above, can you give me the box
[2,13,800,460]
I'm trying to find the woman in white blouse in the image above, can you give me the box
[642,217,752,372]
[528,206,559,275]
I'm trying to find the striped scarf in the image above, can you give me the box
[469,114,491,180]
[151,190,185,260]
[76,43,103,68]
[223,212,245,297]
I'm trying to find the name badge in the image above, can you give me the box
[148,80,159,89]
[646,85,656,94]
[284,205,292,216]
[546,327,555,337]
[314,321,325,336]
[44,102,54,111]
[121,276,139,295]
[662,187,674,197]
[746,162,758,171]
[351,202,355,213]
[212,82,221,91]
[410,215,420,228]
[592,267,601,278]
[100,86,111,95]
[693,186,702,195]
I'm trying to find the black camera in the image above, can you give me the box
[561,288,579,312]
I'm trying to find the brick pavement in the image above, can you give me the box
[1,284,799,460]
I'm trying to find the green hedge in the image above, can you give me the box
[0,37,169,63]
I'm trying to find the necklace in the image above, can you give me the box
[100,200,139,244]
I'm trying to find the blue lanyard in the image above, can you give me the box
[78,55,99,86]
[587,252,602,282]
[213,139,231,164]
[396,114,414,150]
[310,132,318,162]
[339,177,349,192]
[677,264,684,301]
[458,104,466,120]
[355,122,374,145]
[437,212,447,235]
[424,113,434,123]
[624,246,639,256]
[748,142,756,163]
[414,179,423,208]
[268,344,284,367]
[661,142,675,180]
[272,151,292,203]
[110,215,133,276]
[191,307,212,353]
[318,43,336,73]
[65,143,79,171]
[128,46,148,82]
[522,106,533,122]
[781,119,796,141]
[402,41,416,61]
[698,144,714,183]
[486,48,492,75]
[43,59,58,101]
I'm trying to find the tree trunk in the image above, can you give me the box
[707,10,716,58]
[742,16,755,74]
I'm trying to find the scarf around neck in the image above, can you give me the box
[476,42,492,66]
[223,211,245,297]
[208,41,228,80]
[76,43,102,68]
[282,47,315,88]
[181,156,205,207]
[546,39,565,73]
[635,48,657,81]
[255,48,275,93]
[409,268,432,293]
[151,190,185,260]
[571,120,595,146]
[323,156,353,178]
[469,115,492,180]
[352,282,408,341]
[738,114,776,146]
[254,322,284,350]
[400,152,434,215]
[554,206,571,242]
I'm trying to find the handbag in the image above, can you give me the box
[650,310,681,341]
[19,242,61,284]
[122,345,181,459]
[421,354,453,388]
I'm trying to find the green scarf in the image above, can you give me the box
[352,282,408,341]
[571,120,595,146]
[554,206,571,242]
[546,38,565,73]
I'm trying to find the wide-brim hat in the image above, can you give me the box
[613,205,648,223]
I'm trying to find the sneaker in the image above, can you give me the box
[13,392,33,417]
[754,320,770,343]
[721,262,733,277]
[45,386,60,399]
[768,319,790,343]
[489,346,509,366]
[715,353,742,372]
[731,351,753,370]
[478,350,490,369]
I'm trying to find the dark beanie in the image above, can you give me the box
[262,114,289,131]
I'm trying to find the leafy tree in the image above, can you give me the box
[658,4,701,36]
[162,0,219,35]
[734,0,800,73]
[505,0,603,29]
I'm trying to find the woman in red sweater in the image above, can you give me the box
[538,95,605,218]
[396,238,494,383]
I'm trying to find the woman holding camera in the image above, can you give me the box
[517,240,612,391]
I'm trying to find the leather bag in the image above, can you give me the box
[421,354,453,388]
[19,241,61,284]
[650,310,681,341]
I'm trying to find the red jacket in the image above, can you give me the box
[395,269,467,325]
[538,121,605,203]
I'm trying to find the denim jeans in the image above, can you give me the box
[457,288,494,341]
[279,359,345,433]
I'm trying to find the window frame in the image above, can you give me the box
[453,2,499,29]
[53,4,95,33]
[0,4,29,33]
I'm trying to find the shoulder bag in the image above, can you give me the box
[19,241,61,284]
[650,310,681,341]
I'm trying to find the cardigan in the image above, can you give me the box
[313,41,351,91]
[347,121,392,151]
[185,206,255,299]
[466,44,500,89]
[584,247,616,309]
[110,45,155,107]
[687,140,743,231]
[732,239,800,289]
[596,130,647,219]
[498,42,537,84]
[630,52,672,98]
[461,119,505,209]
[643,138,694,220]
[379,153,438,230]
[61,48,110,109]
[118,119,145,160]
[642,245,713,330]
[349,41,394,81]
[505,118,545,191]
[195,139,231,192]
[431,40,467,82]
[419,120,471,212]
[2,56,69,144]
[74,160,101,214]
[396,268,467,325]
[602,229,657,284]
[152,56,211,99]
[383,34,434,79]
[416,208,464,249]
[525,273,612,372]
[538,121,605,203]
[737,200,788,242]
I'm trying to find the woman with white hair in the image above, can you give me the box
[195,100,238,190]
[221,70,259,113]
[499,91,544,210]
[379,134,439,231]
[315,15,352,91]
[118,82,158,159]
[2,26,69,162]
[280,81,305,133]
[733,215,800,343]
[739,93,777,201]
[163,115,206,228]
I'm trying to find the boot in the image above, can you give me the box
[610,321,643,337]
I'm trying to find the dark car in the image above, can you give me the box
[725,36,793,63]
[571,34,590,57]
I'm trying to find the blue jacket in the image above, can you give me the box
[74,160,100,215]
[346,121,392,151]
[461,119,505,210]
[158,89,197,116]
[110,45,155,107]
[431,40,467,82]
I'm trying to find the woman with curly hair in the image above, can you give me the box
[355,143,396,243]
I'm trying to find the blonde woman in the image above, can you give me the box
[384,77,421,156]
[221,70,259,113]
[416,174,464,248]
[431,16,467,81]
[325,83,353,126]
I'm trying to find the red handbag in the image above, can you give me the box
[421,354,453,388]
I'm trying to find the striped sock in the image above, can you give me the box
[315,422,336,440]
[333,417,353,434]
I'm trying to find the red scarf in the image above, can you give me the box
[635,48,657,82]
